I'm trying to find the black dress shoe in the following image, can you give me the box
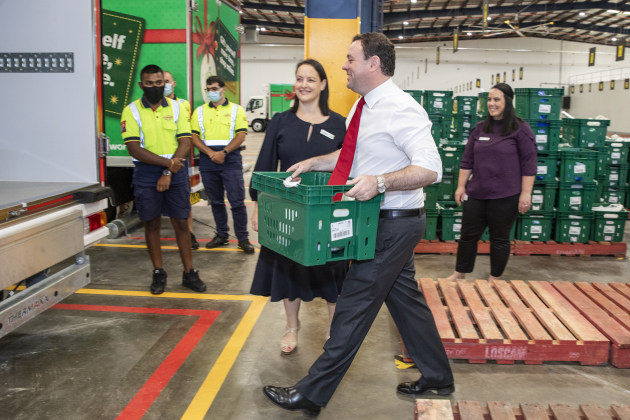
[263,386,321,415]
[397,380,455,396]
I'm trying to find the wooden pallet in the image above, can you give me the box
[419,278,610,365]
[513,240,627,257]
[414,240,627,257]
[415,400,630,420]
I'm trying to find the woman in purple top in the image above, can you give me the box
[446,83,537,281]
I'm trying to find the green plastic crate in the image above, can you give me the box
[556,181,597,211]
[562,118,610,148]
[424,206,439,240]
[423,91,454,115]
[439,143,465,175]
[558,147,597,182]
[526,119,561,152]
[436,174,457,201]
[428,114,450,144]
[536,151,559,181]
[452,114,479,137]
[599,164,629,188]
[600,184,628,205]
[516,211,555,241]
[455,96,478,115]
[515,88,564,120]
[478,92,489,117]
[437,201,462,241]
[591,204,629,242]
[554,211,593,243]
[252,172,382,266]
[404,89,423,105]
[602,140,630,165]
[424,183,440,208]
[531,181,558,211]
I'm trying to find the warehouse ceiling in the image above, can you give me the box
[229,0,629,46]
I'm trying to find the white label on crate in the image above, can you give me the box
[605,235,613,241]
[536,134,548,143]
[570,196,582,206]
[569,226,582,235]
[331,219,353,241]
[531,226,543,234]
[453,223,461,232]
[464,121,471,128]
[464,105,471,111]
[539,104,551,113]
[604,226,616,233]
[610,196,619,203]
[610,173,619,181]
[537,166,548,175]
[612,152,620,159]
[574,163,586,174]
[532,194,543,203]
[434,101,443,109]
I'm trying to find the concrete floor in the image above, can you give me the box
[1,132,629,419]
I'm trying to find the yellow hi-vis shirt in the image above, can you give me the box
[191,99,248,147]
[121,97,191,159]
[174,96,191,117]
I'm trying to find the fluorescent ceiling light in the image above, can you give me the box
[398,35,404,39]
[467,32,472,36]
[612,37,618,42]
[579,12,586,16]
[607,9,620,13]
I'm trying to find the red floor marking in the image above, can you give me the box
[53,303,221,420]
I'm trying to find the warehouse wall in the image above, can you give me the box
[241,36,630,133]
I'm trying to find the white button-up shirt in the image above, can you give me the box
[348,78,443,209]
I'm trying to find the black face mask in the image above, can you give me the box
[143,85,165,104]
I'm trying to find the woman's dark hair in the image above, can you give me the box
[290,58,330,115]
[482,83,521,136]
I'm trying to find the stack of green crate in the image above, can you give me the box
[515,88,564,120]
[424,206,440,240]
[454,96,478,116]
[562,118,610,148]
[439,141,465,176]
[531,180,558,212]
[535,151,559,182]
[436,201,462,241]
[595,139,630,206]
[553,147,598,243]
[428,114,450,145]
[478,92,488,118]
[591,204,628,242]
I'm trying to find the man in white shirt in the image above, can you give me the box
[263,32,454,415]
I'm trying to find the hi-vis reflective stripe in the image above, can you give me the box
[129,99,180,162]
[198,103,238,147]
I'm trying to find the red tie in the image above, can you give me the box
[328,97,366,195]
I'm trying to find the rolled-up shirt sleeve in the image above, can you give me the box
[391,104,443,183]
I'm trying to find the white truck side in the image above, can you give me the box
[0,0,110,338]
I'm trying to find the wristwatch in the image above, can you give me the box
[162,169,172,176]
[376,176,386,194]
[223,149,229,155]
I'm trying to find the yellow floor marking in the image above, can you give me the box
[75,289,268,419]
[94,243,258,253]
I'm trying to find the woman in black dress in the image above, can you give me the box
[249,59,347,354]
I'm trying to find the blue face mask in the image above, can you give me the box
[163,83,173,97]
[207,90,222,102]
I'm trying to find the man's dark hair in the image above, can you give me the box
[140,64,163,78]
[482,83,521,136]
[352,32,395,76]
[206,75,225,87]
[290,58,331,116]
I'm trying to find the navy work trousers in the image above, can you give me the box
[201,169,249,241]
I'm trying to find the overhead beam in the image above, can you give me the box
[241,1,304,14]
[241,18,304,31]
[383,1,628,26]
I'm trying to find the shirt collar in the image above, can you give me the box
[141,96,168,108]
[363,77,394,109]
[208,98,230,109]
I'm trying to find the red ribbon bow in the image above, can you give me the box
[194,15,217,60]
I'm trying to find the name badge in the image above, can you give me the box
[320,129,335,140]
[478,136,490,141]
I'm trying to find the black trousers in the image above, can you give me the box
[294,213,453,406]
[455,194,519,277]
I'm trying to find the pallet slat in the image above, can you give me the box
[581,404,614,420]
[610,283,630,300]
[438,278,479,343]
[592,283,630,312]
[415,399,454,420]
[487,401,517,420]
[611,404,630,420]
[475,280,529,344]
[457,279,504,343]
[419,278,456,342]
[457,401,485,420]
[574,282,630,331]
[519,403,550,420]
[492,280,553,344]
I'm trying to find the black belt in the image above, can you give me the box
[379,208,425,219]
